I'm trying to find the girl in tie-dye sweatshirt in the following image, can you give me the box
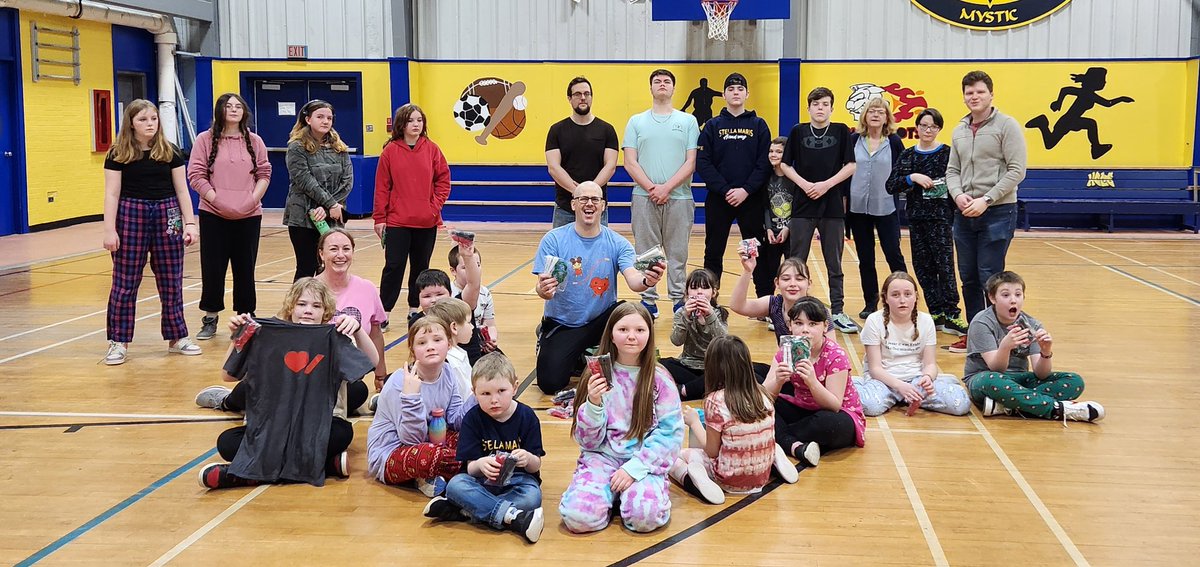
[559,302,684,534]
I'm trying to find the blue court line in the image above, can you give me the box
[382,258,534,352]
[1106,265,1200,306]
[17,448,218,566]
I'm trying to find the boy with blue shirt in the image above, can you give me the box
[623,68,700,317]
[532,182,665,394]
[423,353,547,543]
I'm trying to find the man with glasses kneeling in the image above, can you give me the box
[531,182,665,395]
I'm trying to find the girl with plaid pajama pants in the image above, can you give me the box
[102,99,201,365]
[367,317,475,497]
[559,303,684,534]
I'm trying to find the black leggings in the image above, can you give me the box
[660,358,705,401]
[773,397,856,455]
[224,379,368,415]
[536,302,619,394]
[288,226,321,282]
[216,417,353,478]
[198,211,261,314]
[379,226,438,312]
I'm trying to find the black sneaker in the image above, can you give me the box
[941,316,968,337]
[198,463,259,490]
[858,307,876,320]
[422,496,465,521]
[196,315,219,340]
[510,507,545,543]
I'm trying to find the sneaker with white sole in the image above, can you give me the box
[679,461,725,504]
[794,441,821,468]
[196,315,219,340]
[194,385,231,409]
[947,336,967,353]
[331,451,350,478]
[640,300,659,319]
[831,312,860,334]
[1058,400,1105,424]
[982,397,1013,417]
[510,507,545,543]
[198,463,259,490]
[415,476,447,498]
[169,337,202,356]
[103,341,127,366]
[941,316,968,337]
[773,443,799,483]
[367,394,380,413]
[423,496,465,521]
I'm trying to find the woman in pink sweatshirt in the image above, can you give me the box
[187,93,272,340]
[373,103,451,326]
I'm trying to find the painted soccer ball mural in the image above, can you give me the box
[451,77,528,145]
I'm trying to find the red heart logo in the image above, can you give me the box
[589,277,609,296]
[284,351,309,373]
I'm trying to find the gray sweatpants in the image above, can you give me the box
[852,373,971,417]
[788,216,846,314]
[631,194,694,303]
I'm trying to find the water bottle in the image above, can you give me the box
[310,211,331,235]
[428,408,447,445]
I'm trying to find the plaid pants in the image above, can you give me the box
[382,431,461,485]
[106,197,188,343]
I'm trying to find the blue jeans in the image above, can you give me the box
[552,206,609,228]
[446,471,542,529]
[953,204,1017,321]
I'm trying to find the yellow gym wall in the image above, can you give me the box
[208,60,392,151]
[19,12,113,226]
[409,62,781,165]
[798,61,1196,168]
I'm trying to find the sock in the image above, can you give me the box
[679,384,687,398]
[503,506,520,525]
[790,441,803,459]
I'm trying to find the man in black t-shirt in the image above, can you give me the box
[545,76,619,228]
[780,87,860,334]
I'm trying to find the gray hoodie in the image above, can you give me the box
[946,107,1027,206]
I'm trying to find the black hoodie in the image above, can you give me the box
[696,108,773,197]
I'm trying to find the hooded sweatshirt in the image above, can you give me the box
[696,108,773,197]
[373,136,451,228]
[946,107,1027,206]
[187,130,271,219]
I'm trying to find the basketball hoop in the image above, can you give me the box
[701,0,738,41]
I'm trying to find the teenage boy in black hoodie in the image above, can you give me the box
[696,72,773,295]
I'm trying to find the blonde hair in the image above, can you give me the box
[407,315,451,363]
[472,352,518,387]
[278,277,337,324]
[857,96,896,136]
[571,302,662,443]
[881,272,919,341]
[109,99,177,164]
[426,297,472,327]
[288,100,349,154]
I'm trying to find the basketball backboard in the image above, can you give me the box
[651,0,790,21]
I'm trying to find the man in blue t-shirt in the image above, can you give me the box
[532,182,664,394]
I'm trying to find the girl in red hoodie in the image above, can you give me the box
[374,104,451,326]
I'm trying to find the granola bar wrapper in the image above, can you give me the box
[633,245,667,271]
[585,353,614,388]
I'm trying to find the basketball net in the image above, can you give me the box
[701,0,737,41]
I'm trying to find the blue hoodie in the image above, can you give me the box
[696,108,773,197]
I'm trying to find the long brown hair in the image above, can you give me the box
[881,271,919,341]
[289,99,349,154]
[704,336,771,424]
[109,99,176,164]
[207,93,258,176]
[385,103,427,148]
[572,302,662,443]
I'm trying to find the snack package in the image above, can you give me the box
[633,245,667,271]
[450,229,476,246]
[906,395,923,416]
[486,452,519,486]
[543,255,568,286]
[585,353,614,388]
[779,335,811,368]
[924,177,949,199]
[231,318,261,352]
[737,238,761,259]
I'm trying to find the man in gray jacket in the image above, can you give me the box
[946,70,1027,351]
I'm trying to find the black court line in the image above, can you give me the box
[0,417,242,432]
[606,478,787,567]
[517,368,537,397]
[1107,264,1200,306]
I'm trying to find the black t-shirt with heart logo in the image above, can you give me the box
[222,318,374,486]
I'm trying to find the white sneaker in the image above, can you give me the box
[103,341,127,365]
[1060,400,1105,424]
[683,461,725,504]
[168,337,202,356]
[415,476,446,498]
[797,441,821,468]
[773,444,799,483]
[982,397,1013,417]
[831,312,860,334]
[194,385,231,409]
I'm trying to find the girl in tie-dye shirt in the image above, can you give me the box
[559,302,684,534]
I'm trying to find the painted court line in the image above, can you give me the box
[885,428,981,436]
[875,415,950,567]
[967,413,1090,566]
[0,411,238,420]
[15,448,218,567]
[1081,242,1200,287]
[1045,243,1200,307]
[147,485,271,567]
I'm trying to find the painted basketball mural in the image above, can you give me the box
[452,77,528,145]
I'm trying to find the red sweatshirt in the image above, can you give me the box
[373,137,451,228]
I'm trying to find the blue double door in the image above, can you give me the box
[244,76,363,208]
[0,8,26,236]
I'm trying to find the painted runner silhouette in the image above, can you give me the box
[1025,67,1133,160]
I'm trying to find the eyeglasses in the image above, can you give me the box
[570,91,592,99]
[572,196,603,204]
[917,124,941,131]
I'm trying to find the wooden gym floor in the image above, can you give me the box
[1,214,1197,566]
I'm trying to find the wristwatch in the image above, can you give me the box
[984,196,994,205]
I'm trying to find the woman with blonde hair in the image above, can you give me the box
[102,99,201,365]
[847,96,907,320]
[284,99,352,281]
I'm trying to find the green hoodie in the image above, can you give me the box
[946,107,1027,206]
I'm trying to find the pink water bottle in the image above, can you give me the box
[428,408,447,445]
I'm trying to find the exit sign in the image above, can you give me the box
[287,45,307,59]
